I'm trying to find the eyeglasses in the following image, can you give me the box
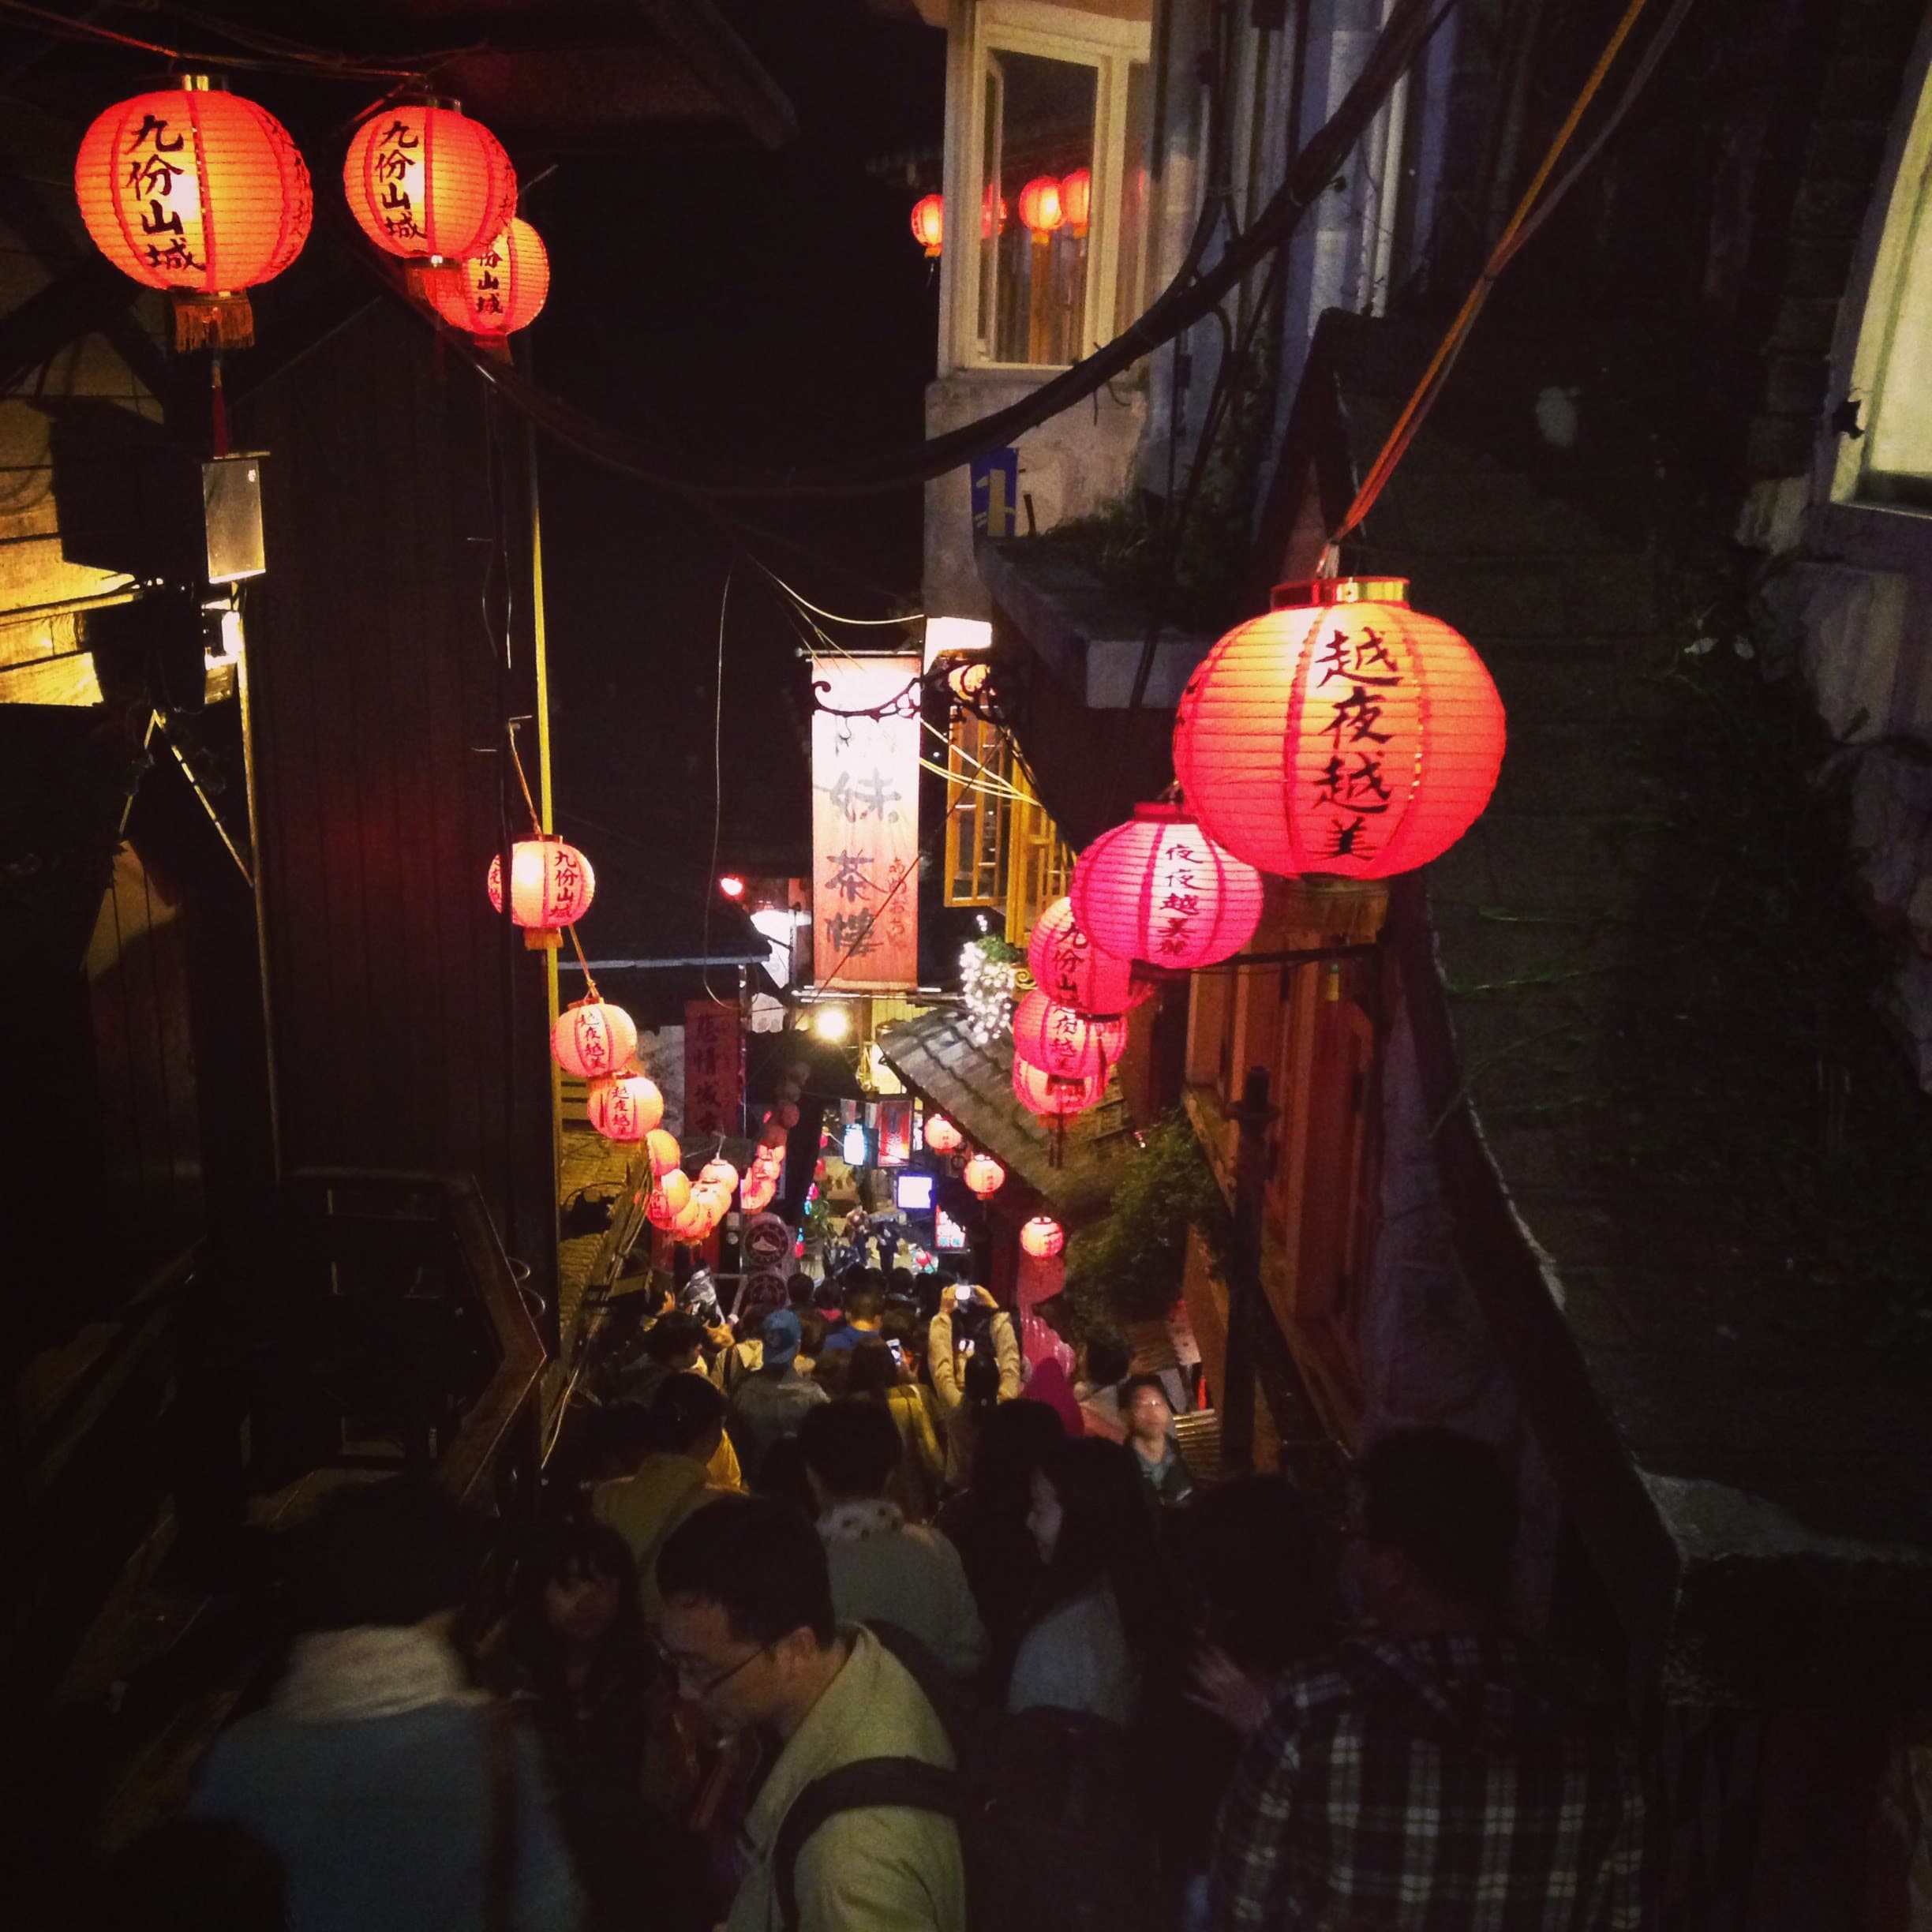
[653,1635,773,1696]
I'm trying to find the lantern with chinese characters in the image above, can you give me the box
[487,836,594,949]
[1020,1215,1065,1259]
[741,1177,776,1214]
[699,1159,739,1194]
[425,217,548,344]
[646,1129,682,1178]
[73,77,312,349]
[1017,175,1064,238]
[963,1151,1005,1198]
[552,999,636,1079]
[1012,990,1124,1081]
[1028,897,1145,1017]
[910,192,943,257]
[1012,1056,1105,1119]
[343,102,515,277]
[646,1169,692,1228]
[586,1073,662,1142]
[1173,577,1506,881]
[924,1114,963,1155]
[1059,167,1091,239]
[672,1199,712,1242]
[1071,803,1264,970]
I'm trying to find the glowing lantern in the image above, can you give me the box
[1012,990,1123,1081]
[980,184,1009,238]
[646,1170,692,1228]
[948,660,991,706]
[586,1073,662,1142]
[1070,803,1263,970]
[73,77,312,349]
[1059,167,1091,239]
[343,102,515,271]
[925,1115,963,1155]
[1012,1056,1105,1119]
[699,1159,739,1194]
[1173,576,1506,881]
[758,1121,788,1150]
[552,999,636,1079]
[425,217,548,343]
[672,1200,711,1242]
[646,1129,682,1178]
[487,837,594,949]
[963,1152,1005,1198]
[1017,176,1064,238]
[741,1178,776,1213]
[910,192,943,257]
[1020,1216,1065,1259]
[1027,897,1145,1017]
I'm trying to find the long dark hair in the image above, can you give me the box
[506,1518,648,1698]
[1028,1436,1178,1664]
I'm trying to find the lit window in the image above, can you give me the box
[1842,68,1932,505]
[968,4,1151,369]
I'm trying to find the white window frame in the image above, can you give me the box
[957,2,1151,373]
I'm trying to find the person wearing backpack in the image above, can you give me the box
[1009,1436,1178,1726]
[655,1496,965,1932]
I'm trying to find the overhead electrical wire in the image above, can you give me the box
[384,0,1455,500]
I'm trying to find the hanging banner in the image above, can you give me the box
[811,653,920,989]
[683,999,742,1138]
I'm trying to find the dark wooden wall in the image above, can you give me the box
[235,302,556,1306]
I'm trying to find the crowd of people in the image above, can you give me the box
[92,1264,1649,1932]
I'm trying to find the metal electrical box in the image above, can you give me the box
[203,453,266,583]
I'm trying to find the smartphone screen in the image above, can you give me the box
[959,1338,975,1357]
[887,1339,904,1365]
[952,1286,973,1308]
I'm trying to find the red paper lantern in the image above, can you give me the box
[487,837,594,949]
[1027,897,1146,1017]
[980,184,1009,238]
[1020,1215,1065,1259]
[1174,577,1506,881]
[73,77,312,349]
[1012,990,1123,1081]
[672,1200,712,1241]
[773,1102,801,1129]
[425,217,548,340]
[1017,175,1064,238]
[910,192,943,257]
[924,1115,963,1154]
[963,1151,1005,1198]
[587,1072,663,1142]
[1012,1056,1105,1119]
[343,102,515,265]
[758,1121,788,1149]
[741,1178,777,1213]
[552,999,636,1079]
[645,1129,682,1178]
[646,1169,692,1228]
[1070,804,1264,970]
[1060,167,1091,239]
[699,1159,739,1193]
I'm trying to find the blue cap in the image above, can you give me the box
[763,1309,803,1365]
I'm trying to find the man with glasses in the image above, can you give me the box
[656,1496,964,1932]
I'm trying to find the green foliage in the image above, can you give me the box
[1062,1114,1230,1329]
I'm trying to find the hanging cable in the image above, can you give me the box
[751,556,922,629]
[1324,0,1680,560]
[365,0,1456,500]
[0,0,438,77]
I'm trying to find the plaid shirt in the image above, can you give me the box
[1207,1633,1646,1931]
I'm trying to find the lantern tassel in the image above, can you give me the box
[170,291,255,352]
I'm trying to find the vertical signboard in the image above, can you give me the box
[683,999,742,1138]
[811,654,920,990]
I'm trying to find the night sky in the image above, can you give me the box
[534,2,945,886]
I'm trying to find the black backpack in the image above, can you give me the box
[773,1623,1155,1932]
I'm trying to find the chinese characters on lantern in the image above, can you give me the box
[811,655,920,989]
[124,110,201,275]
[1307,620,1413,867]
[370,117,422,244]
[1151,835,1214,960]
[683,1000,742,1137]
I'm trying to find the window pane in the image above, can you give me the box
[1866,164,1932,495]
[981,51,1098,365]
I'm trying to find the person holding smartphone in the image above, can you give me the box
[927,1286,1021,1489]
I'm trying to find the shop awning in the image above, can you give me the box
[873,1009,1138,1220]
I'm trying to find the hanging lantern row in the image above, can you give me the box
[75,80,548,350]
[1028,896,1147,1018]
[1012,990,1123,1084]
[586,1071,663,1143]
[910,164,1095,257]
[1072,803,1264,972]
[963,1151,1005,1200]
[924,1114,963,1155]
